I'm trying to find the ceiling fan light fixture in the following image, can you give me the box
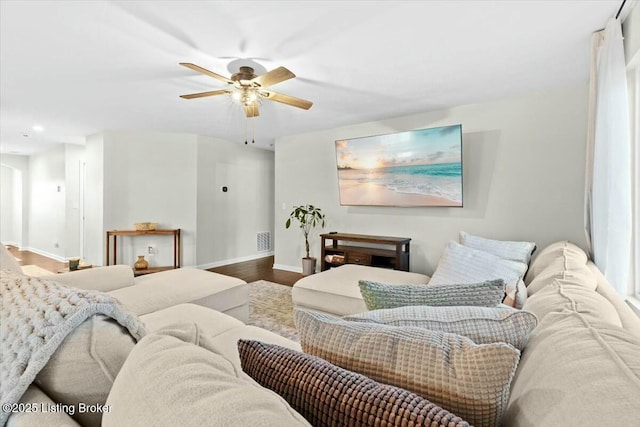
[179,62,312,118]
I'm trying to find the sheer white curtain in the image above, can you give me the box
[585,18,632,295]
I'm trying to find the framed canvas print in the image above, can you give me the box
[335,124,463,207]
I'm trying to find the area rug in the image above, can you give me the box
[248,280,298,342]
[21,265,54,277]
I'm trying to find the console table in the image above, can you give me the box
[106,229,181,276]
[320,232,411,271]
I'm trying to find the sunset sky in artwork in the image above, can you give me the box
[336,125,461,170]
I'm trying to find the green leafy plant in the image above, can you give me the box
[285,204,326,258]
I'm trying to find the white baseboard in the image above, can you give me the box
[272,263,302,274]
[1,240,20,248]
[197,251,275,270]
[23,246,67,262]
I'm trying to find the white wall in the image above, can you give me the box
[0,155,29,248]
[85,133,105,265]
[83,130,275,269]
[27,146,66,260]
[274,85,589,274]
[64,144,85,258]
[100,131,199,267]
[1,165,16,244]
[196,136,275,267]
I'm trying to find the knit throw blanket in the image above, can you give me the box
[0,269,146,425]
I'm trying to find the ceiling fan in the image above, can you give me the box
[179,63,313,117]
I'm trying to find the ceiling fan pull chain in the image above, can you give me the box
[252,118,255,144]
[244,117,248,145]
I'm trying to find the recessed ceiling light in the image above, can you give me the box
[32,125,44,132]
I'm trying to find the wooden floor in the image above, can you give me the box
[6,246,66,273]
[6,246,302,286]
[209,256,303,287]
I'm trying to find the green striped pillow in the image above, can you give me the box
[359,278,506,310]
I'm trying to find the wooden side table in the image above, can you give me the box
[106,229,181,276]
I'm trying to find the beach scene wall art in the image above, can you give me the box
[335,124,463,207]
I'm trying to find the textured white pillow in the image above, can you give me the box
[430,241,528,307]
[459,232,534,308]
[459,231,536,264]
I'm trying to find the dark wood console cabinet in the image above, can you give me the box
[320,233,411,271]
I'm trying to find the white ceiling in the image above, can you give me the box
[0,0,620,154]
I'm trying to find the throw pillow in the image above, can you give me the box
[344,305,538,350]
[238,340,470,427]
[34,315,137,427]
[103,323,309,427]
[459,231,536,264]
[359,278,505,310]
[429,240,528,308]
[295,309,521,427]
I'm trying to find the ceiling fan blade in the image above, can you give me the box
[252,66,295,88]
[244,104,260,117]
[180,89,230,99]
[179,62,233,84]
[261,90,313,110]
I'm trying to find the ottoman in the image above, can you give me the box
[292,264,430,316]
[109,267,249,322]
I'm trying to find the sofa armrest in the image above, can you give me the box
[42,265,135,292]
[6,385,81,427]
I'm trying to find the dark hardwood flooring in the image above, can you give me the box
[209,256,302,286]
[6,245,301,286]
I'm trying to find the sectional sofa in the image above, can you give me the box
[2,241,639,426]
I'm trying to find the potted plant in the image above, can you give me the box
[285,204,326,276]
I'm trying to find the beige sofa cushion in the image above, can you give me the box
[110,267,247,316]
[505,311,640,426]
[202,325,302,370]
[140,303,245,334]
[588,262,640,336]
[103,324,310,427]
[524,278,623,327]
[524,241,588,286]
[43,265,135,292]
[6,385,81,427]
[292,264,429,316]
[238,340,470,427]
[295,309,520,427]
[140,303,300,371]
[34,315,136,427]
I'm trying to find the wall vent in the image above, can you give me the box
[257,231,271,252]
